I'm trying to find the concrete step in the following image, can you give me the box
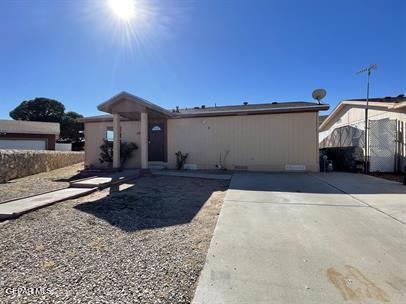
[148,162,167,170]
[69,170,140,189]
[0,188,97,220]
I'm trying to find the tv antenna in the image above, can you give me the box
[356,64,377,174]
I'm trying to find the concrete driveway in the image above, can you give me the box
[193,172,406,304]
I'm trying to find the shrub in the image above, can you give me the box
[99,139,138,167]
[175,151,189,170]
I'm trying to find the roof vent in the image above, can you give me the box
[272,102,278,104]
[201,105,206,109]
[243,102,248,105]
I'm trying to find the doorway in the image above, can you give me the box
[148,121,166,161]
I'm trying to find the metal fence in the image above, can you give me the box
[320,118,406,173]
[369,119,394,172]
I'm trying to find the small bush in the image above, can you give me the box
[99,139,138,167]
[175,151,189,170]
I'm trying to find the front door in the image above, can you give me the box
[148,122,165,161]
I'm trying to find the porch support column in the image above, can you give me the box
[113,113,121,169]
[140,112,148,169]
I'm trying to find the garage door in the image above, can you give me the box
[0,139,47,150]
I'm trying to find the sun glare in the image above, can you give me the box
[108,0,136,21]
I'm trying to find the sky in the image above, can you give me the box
[0,0,404,119]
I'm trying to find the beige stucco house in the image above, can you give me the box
[319,95,406,172]
[79,92,328,172]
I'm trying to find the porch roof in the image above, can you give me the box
[97,91,176,120]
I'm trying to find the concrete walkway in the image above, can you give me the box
[0,170,140,220]
[0,187,97,219]
[193,172,406,304]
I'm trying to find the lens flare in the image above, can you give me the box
[108,0,135,21]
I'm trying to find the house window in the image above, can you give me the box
[152,125,161,132]
[106,128,114,142]
[106,127,122,141]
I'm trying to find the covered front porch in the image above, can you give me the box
[97,92,175,169]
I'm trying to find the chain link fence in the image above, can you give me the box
[369,119,396,172]
[320,118,406,173]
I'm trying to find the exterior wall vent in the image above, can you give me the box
[285,164,306,171]
[234,165,248,170]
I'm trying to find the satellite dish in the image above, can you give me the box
[312,89,327,104]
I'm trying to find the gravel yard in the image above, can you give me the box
[0,162,84,203]
[0,175,228,304]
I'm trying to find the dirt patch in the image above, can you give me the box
[0,162,84,203]
[0,175,228,303]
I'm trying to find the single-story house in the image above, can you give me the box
[319,95,406,172]
[0,120,60,150]
[79,92,329,172]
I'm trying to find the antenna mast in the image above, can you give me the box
[356,64,377,174]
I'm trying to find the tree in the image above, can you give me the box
[59,111,84,143]
[10,97,65,122]
[9,97,84,145]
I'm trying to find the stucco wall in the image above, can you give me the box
[84,120,141,169]
[167,112,319,172]
[0,150,84,183]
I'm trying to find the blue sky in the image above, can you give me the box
[0,0,404,119]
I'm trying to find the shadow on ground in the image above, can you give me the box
[75,175,228,232]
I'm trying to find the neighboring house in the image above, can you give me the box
[0,120,60,150]
[79,92,328,172]
[318,115,328,127]
[319,95,406,172]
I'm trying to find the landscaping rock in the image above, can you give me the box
[0,176,228,303]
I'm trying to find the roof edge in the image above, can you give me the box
[319,99,402,131]
[97,91,175,118]
[177,104,329,118]
[81,104,329,122]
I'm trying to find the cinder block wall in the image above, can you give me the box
[0,150,84,183]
